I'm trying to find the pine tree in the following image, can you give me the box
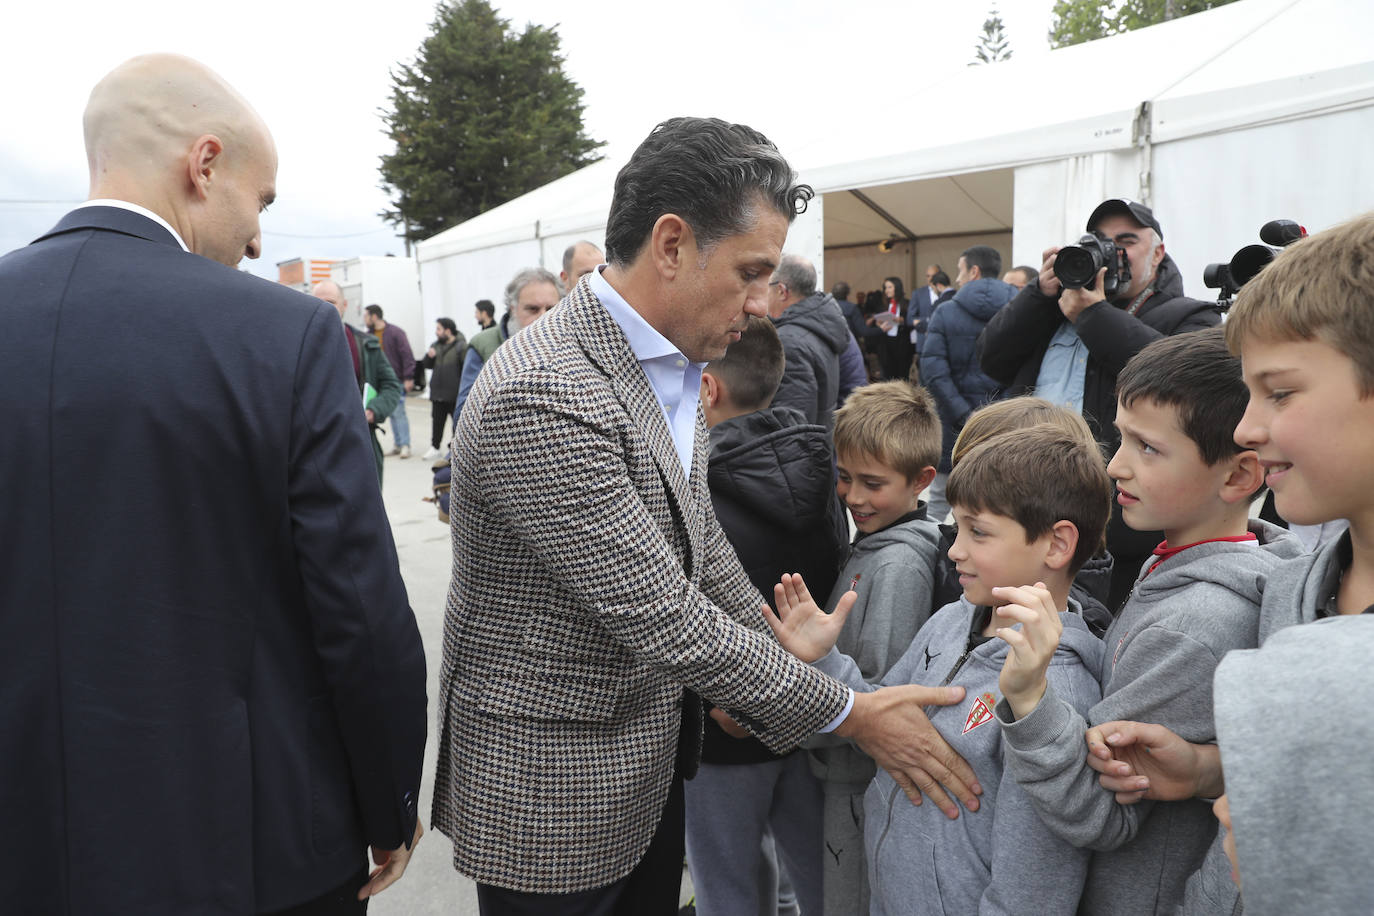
[378,0,604,244]
[1048,0,1240,49]
[973,8,1014,65]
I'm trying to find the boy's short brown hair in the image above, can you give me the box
[951,397,1098,468]
[946,424,1112,573]
[1225,213,1374,396]
[833,381,941,480]
[704,316,784,410]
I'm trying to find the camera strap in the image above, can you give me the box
[1125,286,1155,317]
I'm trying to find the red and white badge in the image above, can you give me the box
[963,692,997,734]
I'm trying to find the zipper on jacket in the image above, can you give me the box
[922,643,975,720]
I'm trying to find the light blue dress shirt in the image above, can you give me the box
[1035,320,1089,414]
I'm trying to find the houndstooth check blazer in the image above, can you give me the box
[431,278,850,894]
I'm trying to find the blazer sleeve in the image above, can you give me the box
[288,303,428,851]
[472,369,849,752]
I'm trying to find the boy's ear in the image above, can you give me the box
[700,371,722,408]
[1218,449,1265,505]
[911,465,937,493]
[1044,520,1080,572]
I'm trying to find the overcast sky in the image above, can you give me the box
[2,0,1057,279]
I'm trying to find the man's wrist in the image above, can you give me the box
[816,688,854,734]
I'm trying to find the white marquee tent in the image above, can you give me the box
[416,0,1374,338]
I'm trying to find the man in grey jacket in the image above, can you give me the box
[768,254,859,429]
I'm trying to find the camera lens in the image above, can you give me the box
[1054,245,1101,289]
[1230,245,1277,288]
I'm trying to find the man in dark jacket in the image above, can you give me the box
[314,281,403,483]
[364,304,416,459]
[919,246,1015,522]
[977,199,1220,607]
[421,318,467,458]
[690,316,844,916]
[768,254,853,429]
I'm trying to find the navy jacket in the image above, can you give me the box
[0,207,428,914]
[701,407,846,765]
[919,278,1017,470]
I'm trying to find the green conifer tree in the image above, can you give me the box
[379,0,604,244]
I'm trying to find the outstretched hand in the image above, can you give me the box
[836,684,982,819]
[992,583,1062,719]
[763,573,855,663]
[1084,720,1224,804]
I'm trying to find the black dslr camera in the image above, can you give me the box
[1053,230,1131,298]
[1204,219,1307,311]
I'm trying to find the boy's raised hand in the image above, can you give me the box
[763,572,855,663]
[991,582,1062,719]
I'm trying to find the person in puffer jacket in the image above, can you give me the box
[919,245,1017,520]
[768,424,1113,915]
[687,316,846,916]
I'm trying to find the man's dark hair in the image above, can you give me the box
[931,270,951,287]
[831,280,851,301]
[1117,328,1253,467]
[1012,265,1038,286]
[364,304,384,319]
[437,317,457,335]
[705,316,784,410]
[961,245,1002,280]
[603,117,814,266]
[475,299,495,317]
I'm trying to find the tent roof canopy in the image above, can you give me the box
[418,0,1374,258]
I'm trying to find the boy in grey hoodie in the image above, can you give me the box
[772,424,1112,915]
[995,329,1300,915]
[1082,215,1374,916]
[805,381,943,915]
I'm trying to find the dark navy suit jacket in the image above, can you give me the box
[0,206,428,913]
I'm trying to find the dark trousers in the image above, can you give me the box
[476,772,686,916]
[259,866,368,915]
[431,399,456,448]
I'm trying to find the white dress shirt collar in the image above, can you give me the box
[76,199,190,252]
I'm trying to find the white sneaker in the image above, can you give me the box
[423,447,440,460]
[399,445,411,459]
[385,446,401,457]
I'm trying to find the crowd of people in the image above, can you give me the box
[4,52,1372,916]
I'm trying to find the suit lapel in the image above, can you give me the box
[564,282,701,559]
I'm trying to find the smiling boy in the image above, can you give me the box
[770,424,1110,914]
[804,379,943,913]
[993,328,1301,915]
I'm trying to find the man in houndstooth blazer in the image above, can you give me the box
[433,118,983,914]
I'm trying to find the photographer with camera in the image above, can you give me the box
[977,199,1219,610]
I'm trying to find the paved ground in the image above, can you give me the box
[368,400,694,914]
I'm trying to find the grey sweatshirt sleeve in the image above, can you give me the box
[847,559,935,680]
[997,624,1225,851]
[980,659,1100,914]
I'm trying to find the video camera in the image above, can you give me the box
[1204,220,1307,311]
[1054,230,1131,298]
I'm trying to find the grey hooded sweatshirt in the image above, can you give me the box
[816,598,1103,915]
[1212,615,1374,915]
[771,291,851,430]
[998,520,1301,915]
[807,512,943,790]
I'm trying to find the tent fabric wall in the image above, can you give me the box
[1011,150,1143,270]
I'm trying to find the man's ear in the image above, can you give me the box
[1044,520,1080,571]
[186,134,224,200]
[649,213,691,282]
[1219,450,1264,505]
[1150,238,1167,274]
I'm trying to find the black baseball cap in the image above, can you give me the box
[1088,198,1163,240]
